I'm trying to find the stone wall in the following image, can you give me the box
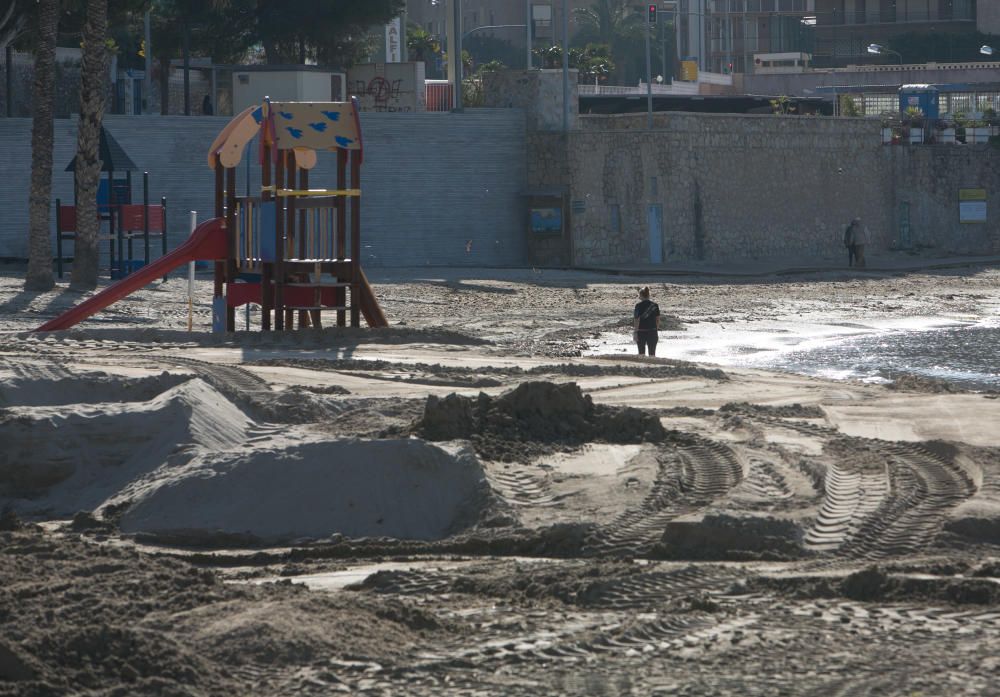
[526,132,571,266]
[483,69,578,132]
[1,52,217,118]
[567,113,890,265]
[560,112,999,266]
[888,146,1000,254]
[1,55,83,118]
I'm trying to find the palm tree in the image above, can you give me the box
[25,0,57,291]
[70,0,108,290]
[572,0,645,84]
[406,24,442,78]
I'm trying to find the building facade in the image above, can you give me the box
[676,0,815,75]
[814,0,986,67]
[405,0,592,69]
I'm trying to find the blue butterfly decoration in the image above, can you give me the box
[279,111,294,120]
[335,136,353,147]
[251,107,263,123]
[309,122,327,132]
[286,127,303,139]
[321,110,341,121]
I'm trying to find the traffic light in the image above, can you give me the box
[648,4,657,23]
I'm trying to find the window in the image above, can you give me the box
[610,205,621,233]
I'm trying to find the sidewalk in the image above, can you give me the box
[578,251,1000,278]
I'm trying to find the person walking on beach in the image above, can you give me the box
[633,286,661,356]
[844,218,861,267]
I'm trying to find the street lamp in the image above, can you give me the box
[867,43,902,65]
[981,45,995,57]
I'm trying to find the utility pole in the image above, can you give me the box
[143,10,151,115]
[4,46,12,117]
[561,0,569,132]
[661,15,667,83]
[646,4,655,129]
[526,0,532,69]
[446,0,463,111]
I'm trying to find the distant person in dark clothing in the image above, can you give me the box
[633,286,661,356]
[844,217,861,266]
[202,94,213,116]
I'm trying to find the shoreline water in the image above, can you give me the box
[586,318,1000,390]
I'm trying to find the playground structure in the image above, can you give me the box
[58,128,168,279]
[56,171,168,280]
[37,97,388,333]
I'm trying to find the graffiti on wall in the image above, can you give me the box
[348,63,426,113]
[353,78,410,112]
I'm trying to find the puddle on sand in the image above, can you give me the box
[586,318,1000,390]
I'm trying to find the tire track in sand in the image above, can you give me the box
[583,436,744,558]
[840,442,975,560]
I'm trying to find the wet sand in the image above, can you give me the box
[1,263,999,695]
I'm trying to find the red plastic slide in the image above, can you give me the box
[36,217,228,332]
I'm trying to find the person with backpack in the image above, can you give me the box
[633,286,661,356]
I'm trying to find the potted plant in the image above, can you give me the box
[903,106,925,144]
[983,105,998,135]
[971,116,992,143]
[953,111,969,143]
[880,112,895,143]
[879,112,903,144]
[936,118,956,144]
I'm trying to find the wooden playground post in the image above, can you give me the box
[142,171,150,266]
[336,148,347,327]
[350,150,361,328]
[297,156,317,329]
[225,165,237,331]
[282,150,295,331]
[273,146,286,331]
[261,141,272,331]
[213,159,225,301]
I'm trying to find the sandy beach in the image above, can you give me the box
[2,260,999,696]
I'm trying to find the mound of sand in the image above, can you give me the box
[0,371,188,407]
[654,514,805,561]
[416,381,666,456]
[118,439,492,544]
[0,378,248,511]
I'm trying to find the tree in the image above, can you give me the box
[149,0,254,115]
[69,0,109,290]
[532,43,616,84]
[571,43,615,85]
[254,0,403,65]
[407,23,442,78]
[24,0,58,291]
[572,0,645,83]
[464,34,523,71]
[0,0,30,52]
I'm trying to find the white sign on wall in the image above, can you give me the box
[959,189,988,223]
[386,17,402,63]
